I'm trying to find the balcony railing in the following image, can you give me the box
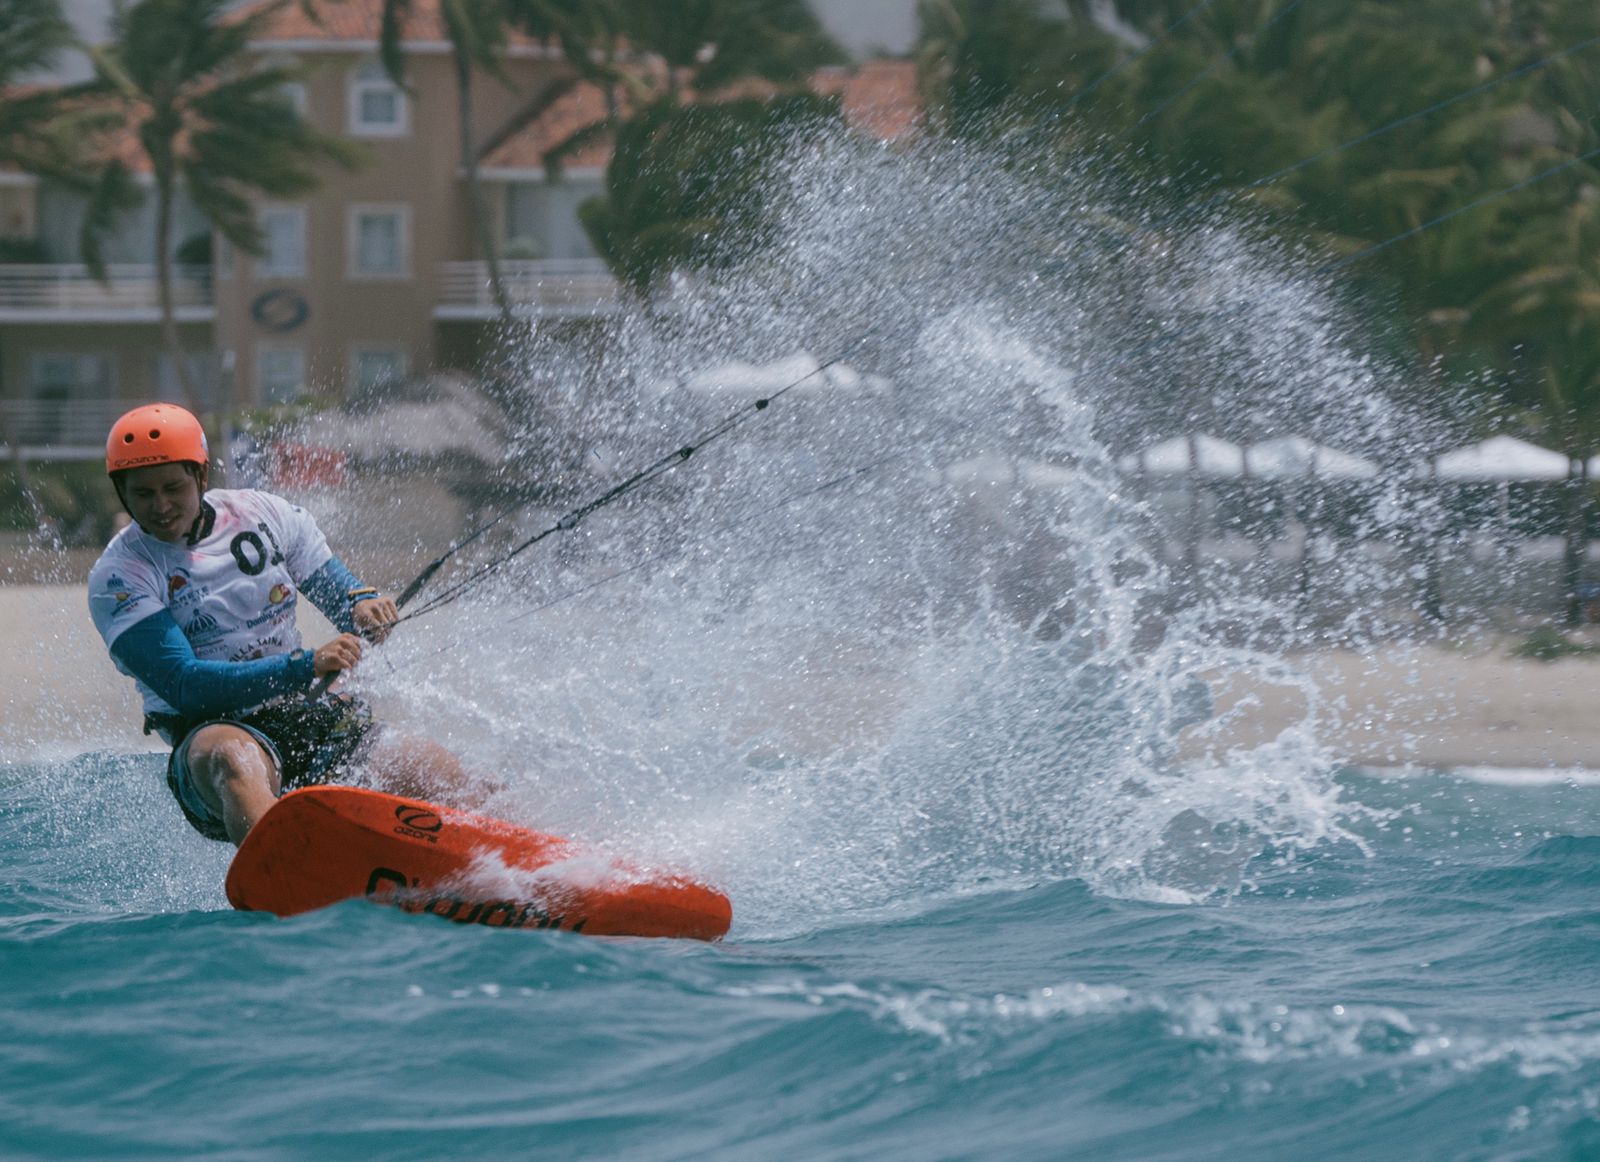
[435,259,622,318]
[0,398,130,455]
[0,264,213,319]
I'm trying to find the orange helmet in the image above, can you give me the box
[106,403,209,473]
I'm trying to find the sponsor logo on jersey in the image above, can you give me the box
[99,575,139,616]
[229,634,285,662]
[165,567,207,608]
[245,603,294,629]
[183,610,222,640]
[268,583,292,604]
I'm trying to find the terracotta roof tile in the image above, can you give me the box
[482,58,922,173]
[0,87,154,174]
[819,60,923,142]
[483,81,613,171]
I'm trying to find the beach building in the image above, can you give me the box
[0,0,920,461]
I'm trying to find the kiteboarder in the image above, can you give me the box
[87,402,480,844]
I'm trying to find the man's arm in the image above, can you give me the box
[299,555,378,634]
[110,610,318,721]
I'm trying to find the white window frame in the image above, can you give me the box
[346,203,410,279]
[256,203,307,279]
[256,344,307,405]
[347,59,408,137]
[350,345,407,392]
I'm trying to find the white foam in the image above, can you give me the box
[1355,765,1600,787]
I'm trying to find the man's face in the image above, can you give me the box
[121,462,205,543]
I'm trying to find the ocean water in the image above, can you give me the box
[4,757,1600,1160]
[7,127,1595,1158]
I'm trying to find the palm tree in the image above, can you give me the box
[86,0,362,409]
[380,0,551,325]
[914,0,1119,136]
[533,0,844,290]
[578,92,838,292]
[0,0,144,273]
[0,0,143,540]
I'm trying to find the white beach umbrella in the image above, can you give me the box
[298,376,505,462]
[1119,434,1245,477]
[1243,435,1379,480]
[680,352,882,396]
[1431,435,1571,481]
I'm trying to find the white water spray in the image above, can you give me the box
[287,127,1422,930]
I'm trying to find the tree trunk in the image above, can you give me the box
[457,48,515,327]
[154,166,199,411]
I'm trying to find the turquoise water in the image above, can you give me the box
[5,755,1599,1160]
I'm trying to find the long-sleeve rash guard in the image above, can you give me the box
[109,607,319,722]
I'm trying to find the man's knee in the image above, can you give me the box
[186,725,277,807]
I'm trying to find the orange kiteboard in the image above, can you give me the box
[225,785,732,941]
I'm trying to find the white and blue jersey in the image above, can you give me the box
[88,488,371,729]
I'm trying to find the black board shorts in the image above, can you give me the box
[164,695,380,842]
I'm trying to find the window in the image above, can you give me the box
[352,347,405,392]
[31,353,113,396]
[257,346,306,404]
[257,204,306,278]
[504,177,604,260]
[26,354,114,443]
[347,204,408,277]
[280,81,308,118]
[261,53,308,122]
[348,60,407,136]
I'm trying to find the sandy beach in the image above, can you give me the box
[5,582,1600,768]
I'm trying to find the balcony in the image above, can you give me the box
[0,264,214,323]
[0,398,130,458]
[434,259,622,320]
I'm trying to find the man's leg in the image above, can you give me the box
[185,724,281,845]
[365,732,498,809]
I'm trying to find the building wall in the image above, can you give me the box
[216,48,574,407]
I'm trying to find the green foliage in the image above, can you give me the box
[580,94,840,292]
[0,0,142,275]
[0,460,124,543]
[1510,625,1600,660]
[530,0,844,291]
[175,231,212,266]
[0,0,72,82]
[90,0,364,258]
